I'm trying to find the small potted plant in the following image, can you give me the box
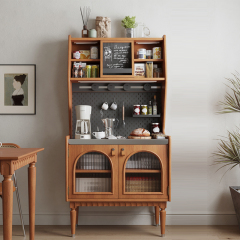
[121,16,137,38]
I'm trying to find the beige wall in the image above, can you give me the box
[0,0,240,225]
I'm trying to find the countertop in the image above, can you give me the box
[68,139,168,145]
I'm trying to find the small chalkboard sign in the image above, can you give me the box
[103,42,132,75]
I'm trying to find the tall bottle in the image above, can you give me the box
[153,95,157,115]
[148,101,152,115]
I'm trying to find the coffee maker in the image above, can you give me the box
[75,105,92,139]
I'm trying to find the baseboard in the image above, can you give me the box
[0,212,237,225]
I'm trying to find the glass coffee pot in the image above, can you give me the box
[101,118,119,138]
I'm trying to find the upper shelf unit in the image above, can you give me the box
[68,35,167,82]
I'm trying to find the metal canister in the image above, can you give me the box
[91,65,98,78]
[152,47,161,59]
[86,65,91,78]
[141,105,148,115]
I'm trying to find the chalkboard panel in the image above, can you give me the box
[103,42,132,75]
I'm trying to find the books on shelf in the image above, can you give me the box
[76,153,111,170]
[126,152,160,169]
[76,174,111,192]
[125,176,160,192]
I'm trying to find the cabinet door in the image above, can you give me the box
[118,145,169,200]
[68,145,118,199]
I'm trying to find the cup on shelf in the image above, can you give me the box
[92,131,106,139]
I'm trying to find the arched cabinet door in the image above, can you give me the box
[118,145,169,200]
[68,145,118,199]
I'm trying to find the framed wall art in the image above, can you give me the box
[0,64,36,115]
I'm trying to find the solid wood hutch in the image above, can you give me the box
[66,35,171,237]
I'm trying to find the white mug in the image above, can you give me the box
[110,102,117,110]
[102,102,108,110]
[92,131,105,139]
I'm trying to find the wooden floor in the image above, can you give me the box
[1,225,240,239]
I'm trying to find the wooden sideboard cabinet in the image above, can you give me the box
[66,136,171,237]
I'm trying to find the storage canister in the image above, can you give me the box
[152,47,161,59]
[153,68,160,78]
[146,62,153,78]
[90,46,98,59]
[151,123,160,133]
[141,105,148,115]
[73,51,80,59]
[133,105,140,115]
[146,50,152,59]
[86,65,91,78]
[137,48,146,59]
[91,65,98,78]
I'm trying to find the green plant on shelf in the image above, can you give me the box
[121,16,137,29]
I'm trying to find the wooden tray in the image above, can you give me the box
[128,136,152,139]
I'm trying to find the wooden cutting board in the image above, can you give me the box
[128,136,152,139]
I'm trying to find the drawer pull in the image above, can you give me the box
[111,148,115,156]
[121,148,125,156]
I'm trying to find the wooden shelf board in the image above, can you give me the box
[70,77,165,82]
[132,114,161,118]
[125,169,161,173]
[134,59,163,62]
[71,59,100,62]
[71,37,164,42]
[75,170,111,173]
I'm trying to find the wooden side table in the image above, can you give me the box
[0,148,44,240]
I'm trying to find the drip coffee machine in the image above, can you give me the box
[75,105,92,139]
[101,118,119,138]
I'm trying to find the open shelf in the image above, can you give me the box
[70,77,165,82]
[132,114,161,118]
[134,59,163,62]
[75,170,111,173]
[71,59,100,62]
[125,169,161,173]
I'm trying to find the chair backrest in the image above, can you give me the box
[1,143,20,149]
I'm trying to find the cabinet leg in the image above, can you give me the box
[76,207,79,226]
[160,208,166,237]
[70,208,76,237]
[155,206,159,226]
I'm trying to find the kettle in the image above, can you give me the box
[101,118,119,138]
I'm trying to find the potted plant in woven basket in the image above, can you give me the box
[121,16,137,38]
[213,72,240,227]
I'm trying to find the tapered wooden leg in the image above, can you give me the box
[29,163,36,240]
[71,208,76,237]
[155,206,159,226]
[160,208,166,237]
[2,175,13,240]
[76,207,79,226]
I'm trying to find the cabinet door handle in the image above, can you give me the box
[111,148,115,156]
[121,148,125,156]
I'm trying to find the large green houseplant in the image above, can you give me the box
[213,72,240,227]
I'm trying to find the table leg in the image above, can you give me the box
[76,206,79,226]
[160,207,166,237]
[70,207,76,237]
[28,163,36,240]
[155,206,159,226]
[2,175,13,240]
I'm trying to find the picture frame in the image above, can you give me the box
[0,64,36,115]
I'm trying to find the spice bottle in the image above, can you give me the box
[78,64,83,78]
[148,101,152,115]
[72,64,78,78]
[153,95,157,115]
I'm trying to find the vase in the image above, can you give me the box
[125,28,134,38]
[230,186,240,227]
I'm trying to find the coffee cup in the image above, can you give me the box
[110,102,117,110]
[101,102,108,110]
[92,131,105,139]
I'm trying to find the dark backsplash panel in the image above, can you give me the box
[72,92,161,138]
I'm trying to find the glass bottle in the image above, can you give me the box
[72,64,78,78]
[153,95,157,115]
[78,64,83,78]
[148,101,152,115]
